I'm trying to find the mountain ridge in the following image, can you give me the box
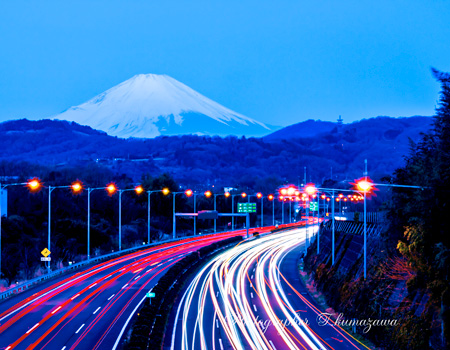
[53,74,274,138]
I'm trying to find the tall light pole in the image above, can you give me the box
[147,188,169,245]
[0,179,42,277]
[256,193,263,227]
[201,190,212,235]
[268,194,274,226]
[231,192,246,230]
[47,182,83,272]
[116,185,144,252]
[173,189,192,239]
[214,191,230,233]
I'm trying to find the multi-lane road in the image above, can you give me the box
[0,229,260,350]
[172,226,371,350]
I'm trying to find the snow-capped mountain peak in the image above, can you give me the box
[53,74,272,138]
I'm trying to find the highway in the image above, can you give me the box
[0,230,257,350]
[172,226,371,350]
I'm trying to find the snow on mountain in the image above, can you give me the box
[53,74,272,138]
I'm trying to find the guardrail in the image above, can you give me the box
[0,231,230,301]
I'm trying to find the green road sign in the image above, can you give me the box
[309,202,318,212]
[238,202,256,213]
[146,291,155,298]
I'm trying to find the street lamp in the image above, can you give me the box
[147,187,170,245]
[117,185,144,251]
[47,182,83,272]
[85,183,117,261]
[213,191,230,233]
[172,189,192,239]
[231,192,246,230]
[268,194,274,225]
[256,192,263,227]
[0,178,42,277]
[356,178,374,280]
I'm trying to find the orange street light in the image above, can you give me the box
[280,188,287,195]
[204,190,212,198]
[224,191,230,198]
[256,192,262,199]
[356,179,373,192]
[135,185,144,195]
[71,181,83,194]
[185,189,193,197]
[106,183,117,195]
[241,192,247,198]
[162,187,170,195]
[268,194,274,200]
[27,178,42,192]
[305,184,317,196]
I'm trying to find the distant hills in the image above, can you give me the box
[0,116,433,187]
[53,74,275,138]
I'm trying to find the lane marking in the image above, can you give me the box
[61,347,66,350]
[146,269,152,273]
[51,306,62,314]
[122,284,128,289]
[216,291,219,297]
[112,295,147,350]
[219,338,224,350]
[251,292,254,298]
[253,304,257,312]
[108,294,115,301]
[216,319,219,328]
[133,268,143,273]
[93,307,101,315]
[26,323,39,334]
[251,275,254,279]
[269,340,277,349]
[132,263,139,266]
[150,262,159,266]
[105,274,113,279]
[157,263,162,267]
[71,293,80,300]
[75,324,85,334]
[88,283,97,289]
[134,275,141,280]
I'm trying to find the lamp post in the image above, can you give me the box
[268,194,274,226]
[214,191,230,233]
[231,192,246,230]
[173,189,193,239]
[0,179,42,277]
[147,188,169,245]
[47,182,83,272]
[116,185,144,252]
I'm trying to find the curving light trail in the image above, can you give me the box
[174,227,372,350]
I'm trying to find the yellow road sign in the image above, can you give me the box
[41,248,51,257]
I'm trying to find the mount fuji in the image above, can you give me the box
[53,74,274,138]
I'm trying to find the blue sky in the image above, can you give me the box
[0,0,449,126]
